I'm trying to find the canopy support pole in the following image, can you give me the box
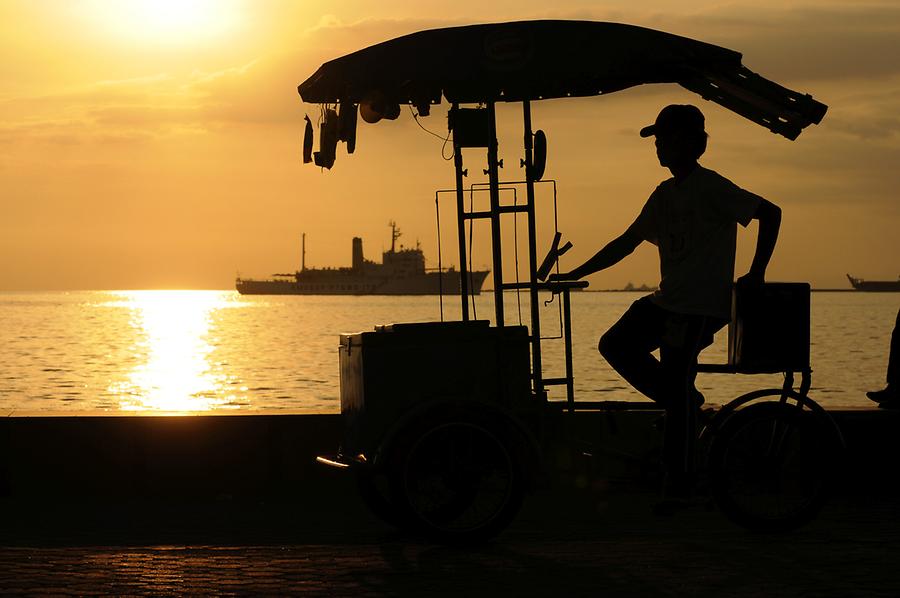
[522,100,543,396]
[451,103,470,321]
[486,102,505,327]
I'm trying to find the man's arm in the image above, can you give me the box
[551,226,643,281]
[738,198,781,285]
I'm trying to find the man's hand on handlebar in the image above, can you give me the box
[736,271,765,287]
[548,271,580,283]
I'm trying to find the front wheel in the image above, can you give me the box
[393,414,526,544]
[356,467,408,530]
[708,400,842,532]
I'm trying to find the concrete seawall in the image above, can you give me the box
[1,409,898,545]
[0,415,345,501]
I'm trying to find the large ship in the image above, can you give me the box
[846,274,900,292]
[236,223,490,295]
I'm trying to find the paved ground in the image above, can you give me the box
[3,410,899,595]
[2,488,899,597]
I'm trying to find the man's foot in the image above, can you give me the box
[867,386,898,404]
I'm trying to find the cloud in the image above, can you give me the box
[3,4,899,148]
[0,65,256,144]
[692,6,900,82]
[829,114,900,141]
[0,17,458,142]
[819,81,900,140]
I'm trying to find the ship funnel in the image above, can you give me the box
[352,237,364,270]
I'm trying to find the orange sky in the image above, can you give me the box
[2,0,898,290]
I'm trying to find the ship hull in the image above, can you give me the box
[846,274,900,292]
[236,270,490,296]
[849,281,900,292]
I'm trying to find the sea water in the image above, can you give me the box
[0,290,896,415]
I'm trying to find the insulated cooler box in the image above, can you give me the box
[728,282,810,373]
[338,320,531,456]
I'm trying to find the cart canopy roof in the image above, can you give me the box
[298,20,826,139]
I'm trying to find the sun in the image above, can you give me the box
[87,0,240,45]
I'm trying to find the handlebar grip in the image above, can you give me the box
[537,232,562,281]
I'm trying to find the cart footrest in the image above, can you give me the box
[316,454,352,469]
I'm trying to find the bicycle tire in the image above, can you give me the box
[708,400,841,532]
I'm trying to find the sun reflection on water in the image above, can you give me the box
[108,290,244,413]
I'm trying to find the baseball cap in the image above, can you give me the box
[640,104,705,138]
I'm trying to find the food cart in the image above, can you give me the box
[305,20,844,542]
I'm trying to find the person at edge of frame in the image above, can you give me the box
[867,308,900,408]
[549,104,782,509]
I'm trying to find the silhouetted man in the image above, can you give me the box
[867,308,899,408]
[551,104,782,500]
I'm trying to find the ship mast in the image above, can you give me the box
[301,233,306,271]
[388,221,401,252]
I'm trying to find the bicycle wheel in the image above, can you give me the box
[394,415,525,544]
[708,400,841,532]
[356,467,408,530]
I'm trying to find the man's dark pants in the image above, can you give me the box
[888,308,900,388]
[599,296,726,488]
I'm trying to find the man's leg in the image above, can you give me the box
[887,308,900,388]
[598,296,668,405]
[868,307,900,404]
[658,313,721,494]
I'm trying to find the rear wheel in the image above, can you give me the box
[709,400,841,532]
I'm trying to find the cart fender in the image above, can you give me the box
[700,388,846,452]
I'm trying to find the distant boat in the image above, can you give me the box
[846,274,900,292]
[236,222,490,296]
